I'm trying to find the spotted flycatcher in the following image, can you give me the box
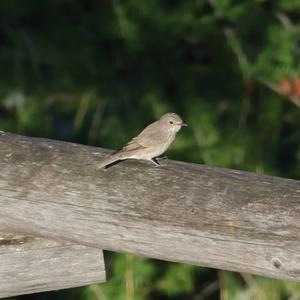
[97,112,187,169]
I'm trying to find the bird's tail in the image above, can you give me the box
[97,153,123,169]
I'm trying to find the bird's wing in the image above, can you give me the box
[119,121,162,153]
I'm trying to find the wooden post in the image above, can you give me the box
[0,232,106,298]
[1,132,300,281]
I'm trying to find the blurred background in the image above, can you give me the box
[1,0,300,299]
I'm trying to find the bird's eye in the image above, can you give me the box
[169,121,173,124]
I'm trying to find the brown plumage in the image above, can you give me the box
[97,112,187,169]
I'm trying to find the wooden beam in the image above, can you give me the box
[1,132,300,281]
[0,232,106,298]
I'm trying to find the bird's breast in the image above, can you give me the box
[151,131,176,157]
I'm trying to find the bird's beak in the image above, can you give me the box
[181,123,188,127]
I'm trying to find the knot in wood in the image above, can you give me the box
[271,258,282,269]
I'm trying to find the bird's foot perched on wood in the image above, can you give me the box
[151,157,161,166]
[151,157,168,166]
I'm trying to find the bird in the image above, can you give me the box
[97,112,187,169]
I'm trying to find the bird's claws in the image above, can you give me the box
[151,157,168,167]
[151,157,161,166]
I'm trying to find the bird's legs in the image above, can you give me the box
[151,157,161,166]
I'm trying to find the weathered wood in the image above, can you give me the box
[1,132,300,281]
[0,232,106,298]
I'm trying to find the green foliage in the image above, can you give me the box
[85,254,156,300]
[156,264,195,296]
[1,0,300,299]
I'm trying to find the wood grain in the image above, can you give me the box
[0,232,106,298]
[1,132,300,281]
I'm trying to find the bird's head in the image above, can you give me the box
[159,112,187,133]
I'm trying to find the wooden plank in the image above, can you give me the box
[0,132,300,281]
[0,232,106,298]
